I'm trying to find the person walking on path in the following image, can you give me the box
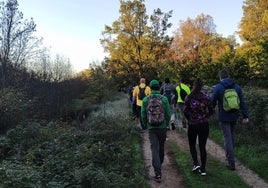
[160,77,178,130]
[211,69,249,171]
[176,78,191,128]
[141,79,171,183]
[133,78,151,130]
[160,77,177,105]
[183,78,214,176]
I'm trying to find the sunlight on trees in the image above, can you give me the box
[101,0,173,84]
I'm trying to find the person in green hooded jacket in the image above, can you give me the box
[141,79,171,183]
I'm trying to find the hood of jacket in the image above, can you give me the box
[221,78,235,88]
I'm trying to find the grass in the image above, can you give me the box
[209,120,268,182]
[169,141,250,188]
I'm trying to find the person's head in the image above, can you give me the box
[219,69,230,80]
[140,78,146,84]
[149,79,160,90]
[180,77,186,84]
[164,77,170,84]
[192,77,203,92]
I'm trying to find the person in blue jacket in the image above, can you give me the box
[211,69,249,170]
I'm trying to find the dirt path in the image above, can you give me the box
[141,127,268,188]
[142,130,185,188]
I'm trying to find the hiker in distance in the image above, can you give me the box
[211,69,249,171]
[128,85,137,120]
[183,78,214,176]
[141,79,171,183]
[133,78,151,131]
[160,77,177,105]
[176,78,191,128]
[160,77,177,130]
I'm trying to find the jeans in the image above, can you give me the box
[220,121,236,167]
[149,129,167,176]
[188,122,209,169]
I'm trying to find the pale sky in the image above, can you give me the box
[18,0,244,72]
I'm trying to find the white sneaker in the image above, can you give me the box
[192,165,200,172]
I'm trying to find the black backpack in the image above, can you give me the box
[138,86,146,100]
[179,84,187,101]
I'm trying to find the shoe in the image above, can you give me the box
[154,175,161,183]
[192,164,200,172]
[199,168,206,176]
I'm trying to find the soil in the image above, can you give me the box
[141,127,268,188]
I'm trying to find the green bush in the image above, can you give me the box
[239,87,268,138]
[0,114,147,187]
[0,88,33,133]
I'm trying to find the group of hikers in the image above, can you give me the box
[128,69,249,183]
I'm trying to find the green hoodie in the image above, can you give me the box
[141,90,171,129]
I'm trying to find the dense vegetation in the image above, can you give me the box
[0,0,268,187]
[0,96,149,187]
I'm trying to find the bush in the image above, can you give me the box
[0,88,33,133]
[240,86,268,138]
[0,114,147,187]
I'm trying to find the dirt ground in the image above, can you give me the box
[141,127,268,188]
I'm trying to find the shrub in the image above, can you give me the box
[240,86,268,138]
[0,88,33,133]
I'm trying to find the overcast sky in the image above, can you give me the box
[18,0,244,72]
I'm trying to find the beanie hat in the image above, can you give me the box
[149,79,159,87]
[219,69,230,79]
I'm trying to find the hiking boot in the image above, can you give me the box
[154,175,161,183]
[199,168,206,176]
[192,164,200,172]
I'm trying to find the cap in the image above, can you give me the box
[149,79,159,87]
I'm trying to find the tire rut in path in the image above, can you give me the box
[142,128,268,188]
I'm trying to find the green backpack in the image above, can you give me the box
[222,84,240,112]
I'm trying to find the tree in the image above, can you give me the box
[237,0,268,85]
[170,14,217,63]
[169,14,237,82]
[0,0,42,88]
[100,0,172,85]
[239,0,268,42]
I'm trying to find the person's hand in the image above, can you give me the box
[242,118,249,124]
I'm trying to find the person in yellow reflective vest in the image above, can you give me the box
[133,78,151,130]
[175,78,191,128]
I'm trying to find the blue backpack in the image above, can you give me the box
[163,84,174,104]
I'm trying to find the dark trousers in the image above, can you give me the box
[187,122,209,169]
[136,106,146,130]
[149,129,167,176]
[178,103,187,127]
[220,121,236,167]
[132,102,137,117]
